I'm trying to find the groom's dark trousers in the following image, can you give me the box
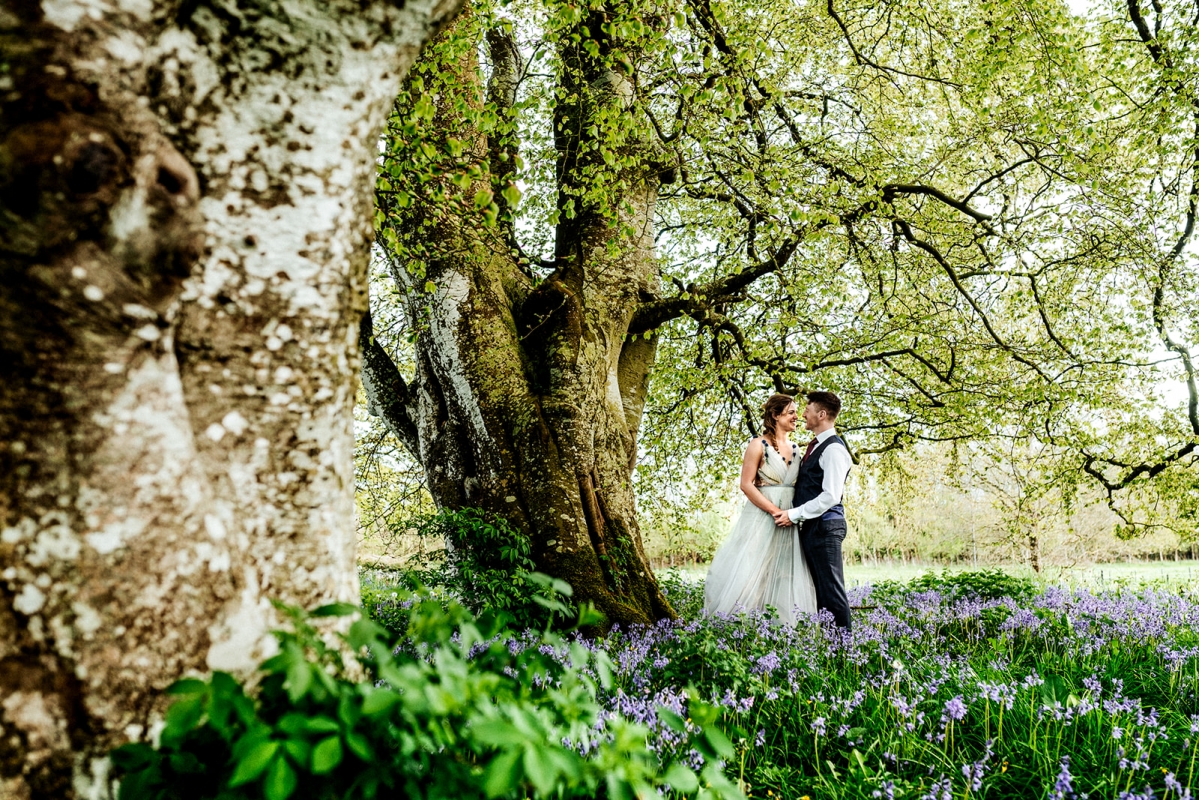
[799,517,852,630]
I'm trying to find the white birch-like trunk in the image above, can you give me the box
[0,0,460,796]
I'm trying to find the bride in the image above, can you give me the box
[703,393,818,624]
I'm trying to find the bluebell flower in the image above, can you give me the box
[1049,756,1085,799]
[944,696,967,722]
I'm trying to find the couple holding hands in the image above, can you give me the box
[703,391,853,629]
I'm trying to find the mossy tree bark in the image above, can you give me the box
[364,9,676,627]
[0,0,461,796]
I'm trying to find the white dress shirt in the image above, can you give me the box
[787,427,852,523]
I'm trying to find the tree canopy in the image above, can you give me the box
[364,0,1198,539]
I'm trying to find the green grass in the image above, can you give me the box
[844,559,1199,592]
[667,558,1199,593]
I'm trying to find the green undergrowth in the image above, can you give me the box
[110,583,743,800]
[368,508,575,632]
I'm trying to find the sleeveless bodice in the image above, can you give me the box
[756,438,801,488]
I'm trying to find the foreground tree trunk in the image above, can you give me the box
[365,8,676,627]
[0,0,460,796]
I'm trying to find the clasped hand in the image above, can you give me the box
[770,509,792,527]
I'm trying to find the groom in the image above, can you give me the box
[772,391,853,629]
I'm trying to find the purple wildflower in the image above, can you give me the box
[1164,773,1192,800]
[872,781,896,800]
[921,776,953,800]
[1050,756,1083,800]
[944,695,967,721]
[753,651,782,674]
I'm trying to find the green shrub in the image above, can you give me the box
[399,508,573,631]
[657,570,706,620]
[868,568,1037,607]
[111,584,744,800]
[358,568,421,636]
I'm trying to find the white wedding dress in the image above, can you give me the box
[703,439,818,625]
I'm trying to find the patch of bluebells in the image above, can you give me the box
[441,577,1199,798]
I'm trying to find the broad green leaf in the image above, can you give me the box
[310,602,360,618]
[483,748,523,798]
[522,745,556,797]
[165,678,207,696]
[361,688,400,717]
[345,730,373,761]
[657,708,687,733]
[663,763,699,794]
[311,736,343,775]
[264,754,298,800]
[472,718,522,747]
[702,725,734,759]
[284,660,313,703]
[229,740,279,787]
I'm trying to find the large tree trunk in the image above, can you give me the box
[365,10,675,627]
[0,0,460,796]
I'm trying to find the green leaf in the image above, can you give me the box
[304,715,340,734]
[284,660,313,703]
[657,707,687,733]
[310,602,360,618]
[664,763,699,794]
[277,713,310,735]
[606,772,634,800]
[282,738,310,765]
[533,595,570,615]
[361,688,400,717]
[210,671,242,699]
[345,730,373,761]
[348,618,391,651]
[229,740,280,786]
[502,183,522,208]
[161,694,205,744]
[311,736,343,775]
[165,678,208,696]
[264,754,298,800]
[337,692,359,729]
[522,744,556,797]
[109,743,155,772]
[117,769,156,800]
[483,748,522,798]
[702,725,735,759]
[472,718,522,747]
[850,748,872,778]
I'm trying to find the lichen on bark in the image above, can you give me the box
[0,0,462,795]
[368,6,676,629]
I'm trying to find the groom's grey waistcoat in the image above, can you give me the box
[795,435,850,520]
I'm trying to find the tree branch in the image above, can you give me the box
[358,308,420,457]
[485,25,540,277]
[628,225,820,333]
[825,0,964,88]
[1126,0,1167,65]
[881,183,997,233]
[1151,115,1199,437]
[892,218,1055,384]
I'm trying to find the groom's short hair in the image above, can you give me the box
[806,391,841,419]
